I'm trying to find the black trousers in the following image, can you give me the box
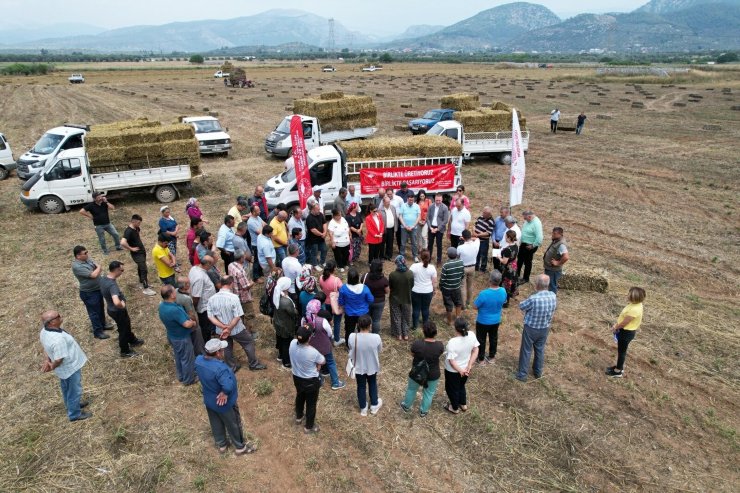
[276,335,292,366]
[476,322,500,359]
[220,248,234,272]
[444,369,468,411]
[516,244,538,282]
[344,315,359,346]
[551,119,558,133]
[616,329,637,370]
[395,227,402,251]
[197,311,215,343]
[293,375,321,429]
[368,243,383,263]
[130,252,149,288]
[383,228,395,259]
[333,245,350,269]
[450,235,461,248]
[428,230,444,263]
[108,309,137,353]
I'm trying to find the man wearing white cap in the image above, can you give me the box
[195,339,257,455]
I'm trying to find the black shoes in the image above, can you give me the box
[71,412,92,421]
[120,351,140,358]
[249,363,267,371]
[131,339,145,347]
[94,332,110,340]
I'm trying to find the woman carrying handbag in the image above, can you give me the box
[347,315,383,416]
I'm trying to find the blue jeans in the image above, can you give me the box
[79,289,105,335]
[275,246,287,266]
[324,303,343,342]
[60,369,83,420]
[400,226,418,258]
[324,351,340,387]
[356,373,378,410]
[369,301,385,334]
[411,291,433,329]
[169,337,196,384]
[306,241,327,267]
[475,238,490,271]
[402,377,439,414]
[517,324,550,380]
[544,269,562,294]
[94,223,120,253]
[576,124,584,135]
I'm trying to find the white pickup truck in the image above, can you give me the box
[0,133,17,180]
[68,74,85,83]
[213,70,230,78]
[21,148,195,214]
[264,114,377,159]
[427,120,529,164]
[264,143,463,214]
[182,116,232,155]
[362,65,381,72]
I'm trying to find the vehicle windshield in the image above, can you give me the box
[192,120,223,133]
[423,110,443,120]
[275,117,291,133]
[31,133,64,155]
[427,124,444,136]
[279,153,315,183]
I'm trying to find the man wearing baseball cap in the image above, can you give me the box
[194,338,257,455]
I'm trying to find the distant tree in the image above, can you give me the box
[716,52,738,64]
[189,54,204,64]
[379,53,393,63]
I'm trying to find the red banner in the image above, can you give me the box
[290,115,312,209]
[360,164,456,195]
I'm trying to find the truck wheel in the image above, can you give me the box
[499,153,512,166]
[39,195,64,214]
[155,185,178,203]
[0,167,8,180]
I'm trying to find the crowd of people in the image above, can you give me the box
[40,184,645,455]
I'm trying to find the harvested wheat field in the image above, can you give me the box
[0,62,738,492]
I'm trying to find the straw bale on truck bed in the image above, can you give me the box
[341,135,462,160]
[453,108,526,133]
[293,93,377,132]
[440,93,479,111]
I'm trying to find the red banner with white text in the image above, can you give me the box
[360,164,456,195]
[290,115,312,209]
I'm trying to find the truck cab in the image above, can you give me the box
[16,125,87,181]
[182,116,232,155]
[264,115,320,158]
[213,70,229,78]
[264,144,346,214]
[21,148,93,213]
[408,109,455,135]
[0,133,17,180]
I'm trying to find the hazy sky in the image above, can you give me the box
[4,0,650,35]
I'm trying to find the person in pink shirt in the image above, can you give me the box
[319,260,344,346]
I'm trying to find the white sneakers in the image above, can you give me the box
[360,406,368,417]
[142,288,156,296]
[360,398,384,416]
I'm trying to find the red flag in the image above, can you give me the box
[290,115,312,209]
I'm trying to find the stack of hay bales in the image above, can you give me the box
[221,61,234,74]
[341,135,462,160]
[441,94,526,133]
[86,119,200,174]
[558,268,609,293]
[293,92,377,132]
[440,93,479,111]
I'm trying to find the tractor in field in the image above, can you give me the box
[224,67,254,88]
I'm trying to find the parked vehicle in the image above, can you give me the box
[264,114,377,158]
[322,65,337,72]
[427,120,529,164]
[361,65,381,72]
[16,125,87,180]
[408,108,455,135]
[181,116,232,155]
[263,143,463,214]
[21,148,197,214]
[213,70,230,78]
[68,74,85,84]
[0,133,17,180]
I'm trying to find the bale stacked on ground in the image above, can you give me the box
[293,93,377,132]
[440,93,479,111]
[558,269,609,293]
[341,135,462,160]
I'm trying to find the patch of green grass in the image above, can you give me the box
[193,476,206,491]
[254,378,274,397]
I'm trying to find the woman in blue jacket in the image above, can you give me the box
[338,267,375,346]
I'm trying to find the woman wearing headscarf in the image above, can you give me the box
[185,197,207,223]
[273,277,297,369]
[159,205,181,263]
[345,202,364,266]
[303,299,346,390]
[296,267,317,316]
[388,255,414,340]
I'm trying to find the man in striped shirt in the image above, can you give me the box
[516,274,557,382]
[207,276,267,373]
[438,247,464,325]
[473,206,496,273]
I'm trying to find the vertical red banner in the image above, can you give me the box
[290,115,312,209]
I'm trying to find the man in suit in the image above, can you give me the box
[380,196,398,260]
[426,193,450,266]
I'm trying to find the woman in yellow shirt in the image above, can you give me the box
[606,287,646,378]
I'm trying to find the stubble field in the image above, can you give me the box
[0,62,738,492]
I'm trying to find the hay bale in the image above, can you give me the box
[125,143,163,160]
[404,112,418,118]
[400,103,412,108]
[702,124,722,131]
[595,114,612,120]
[631,102,645,109]
[557,126,576,132]
[440,93,479,111]
[558,269,609,293]
[293,93,378,132]
[732,105,740,111]
[341,135,462,160]
[453,109,522,132]
[393,124,407,131]
[320,91,344,100]
[589,102,601,106]
[162,139,199,159]
[673,102,687,107]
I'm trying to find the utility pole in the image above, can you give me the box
[328,18,335,58]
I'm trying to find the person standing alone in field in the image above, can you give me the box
[121,214,157,296]
[100,261,144,358]
[606,287,646,378]
[79,192,122,255]
[39,310,91,421]
[576,111,587,135]
[542,227,569,293]
[71,245,112,339]
[516,274,557,382]
[550,108,560,133]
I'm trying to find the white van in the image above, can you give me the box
[0,133,16,180]
[181,116,232,155]
[16,125,87,180]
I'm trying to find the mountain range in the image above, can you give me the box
[0,1,738,53]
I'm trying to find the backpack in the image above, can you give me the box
[409,358,430,388]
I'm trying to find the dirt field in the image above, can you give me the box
[0,62,738,493]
